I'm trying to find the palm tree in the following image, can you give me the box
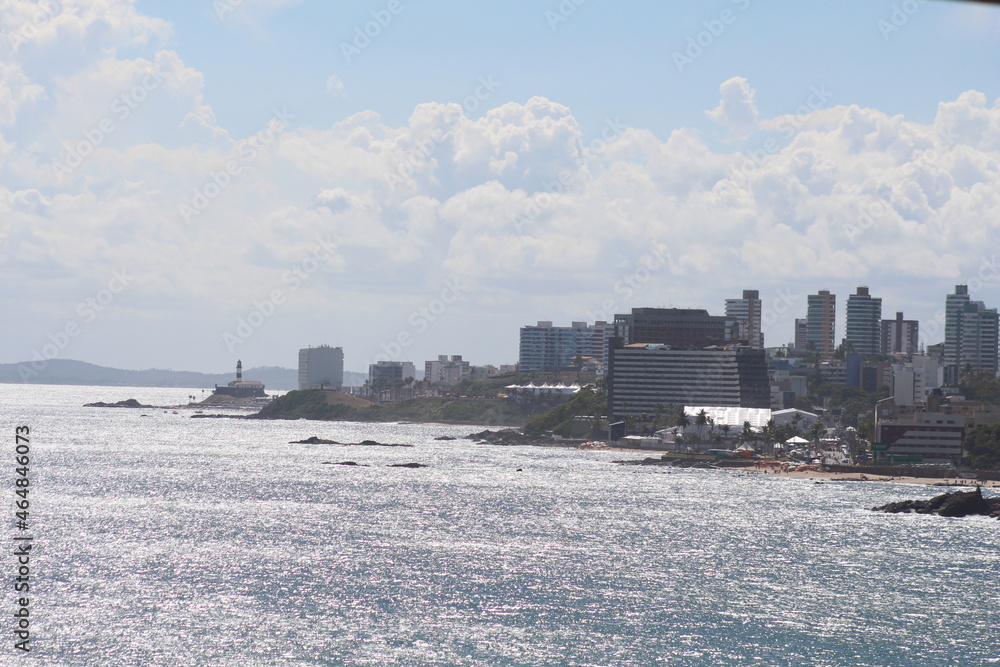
[695,409,709,447]
[720,424,731,444]
[791,412,804,437]
[653,404,669,431]
[740,420,754,447]
[764,418,777,456]
[573,354,584,383]
[809,421,825,456]
[675,410,690,433]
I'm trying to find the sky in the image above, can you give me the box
[3,0,1000,375]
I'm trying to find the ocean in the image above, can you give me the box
[2,384,998,666]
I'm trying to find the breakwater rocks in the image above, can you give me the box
[84,399,155,408]
[291,436,413,447]
[872,488,1000,519]
[466,429,584,447]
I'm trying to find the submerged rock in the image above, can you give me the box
[291,436,341,444]
[290,436,412,447]
[84,398,154,408]
[614,457,674,466]
[356,439,411,448]
[322,461,368,466]
[387,462,428,468]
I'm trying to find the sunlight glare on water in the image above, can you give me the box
[4,385,999,666]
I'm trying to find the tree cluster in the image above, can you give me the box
[964,423,1000,470]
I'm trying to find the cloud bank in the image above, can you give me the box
[3,2,1000,370]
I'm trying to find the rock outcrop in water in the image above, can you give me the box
[872,487,1000,518]
[466,429,582,447]
[291,436,341,444]
[290,436,413,447]
[84,398,154,408]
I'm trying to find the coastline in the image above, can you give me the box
[752,468,1000,488]
[604,446,1000,488]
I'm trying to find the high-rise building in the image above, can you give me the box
[725,289,763,348]
[881,312,919,355]
[298,345,344,390]
[844,286,882,355]
[612,308,736,349]
[943,284,999,384]
[793,318,808,350]
[606,340,770,418]
[806,290,836,358]
[518,321,610,371]
[944,285,970,373]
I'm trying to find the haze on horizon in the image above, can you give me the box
[3,0,1000,375]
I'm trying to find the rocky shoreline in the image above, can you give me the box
[613,456,756,469]
[465,429,585,447]
[872,487,1000,519]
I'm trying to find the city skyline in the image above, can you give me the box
[3,1,1000,374]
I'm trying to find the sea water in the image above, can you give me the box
[2,384,999,666]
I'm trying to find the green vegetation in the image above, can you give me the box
[959,369,1000,405]
[806,375,888,432]
[254,390,534,426]
[525,387,607,437]
[255,390,360,420]
[963,423,1000,469]
[363,398,533,425]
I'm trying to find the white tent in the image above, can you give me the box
[785,436,810,445]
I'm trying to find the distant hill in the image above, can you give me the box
[0,359,368,391]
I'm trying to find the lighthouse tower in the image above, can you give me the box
[212,359,265,398]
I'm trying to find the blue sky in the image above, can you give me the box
[3,0,1000,375]
[133,0,997,140]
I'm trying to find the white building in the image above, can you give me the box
[890,355,943,405]
[425,355,471,386]
[298,345,344,390]
[771,408,819,429]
